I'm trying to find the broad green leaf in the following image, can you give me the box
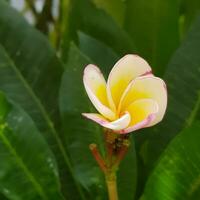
[0,92,10,123]
[125,0,180,75]
[142,122,200,200]
[61,0,135,62]
[78,31,119,75]
[0,2,84,199]
[0,2,62,123]
[0,93,63,200]
[59,43,137,200]
[181,0,200,33]
[136,15,200,175]
[92,0,125,26]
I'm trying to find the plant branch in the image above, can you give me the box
[89,143,107,173]
[90,130,130,200]
[106,173,118,200]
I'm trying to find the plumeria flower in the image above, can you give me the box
[82,55,167,134]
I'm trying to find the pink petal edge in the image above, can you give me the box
[82,113,108,126]
[82,112,131,131]
[140,70,153,76]
[118,113,157,134]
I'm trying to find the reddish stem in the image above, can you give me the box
[89,143,107,173]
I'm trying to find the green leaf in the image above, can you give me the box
[124,0,180,75]
[59,43,137,199]
[181,0,200,33]
[142,122,200,200]
[61,0,135,61]
[0,93,63,200]
[0,92,10,123]
[136,15,200,175]
[0,2,84,199]
[92,0,125,26]
[78,31,119,75]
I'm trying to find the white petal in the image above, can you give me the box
[82,112,131,131]
[83,64,116,120]
[119,76,167,125]
[107,54,152,110]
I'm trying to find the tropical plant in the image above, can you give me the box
[0,0,200,199]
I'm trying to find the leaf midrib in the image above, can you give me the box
[0,124,48,200]
[0,44,85,200]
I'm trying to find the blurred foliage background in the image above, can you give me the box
[0,0,200,199]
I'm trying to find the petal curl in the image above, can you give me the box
[107,54,152,110]
[119,99,158,134]
[82,112,131,131]
[83,65,116,120]
[119,76,167,125]
[119,114,156,134]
